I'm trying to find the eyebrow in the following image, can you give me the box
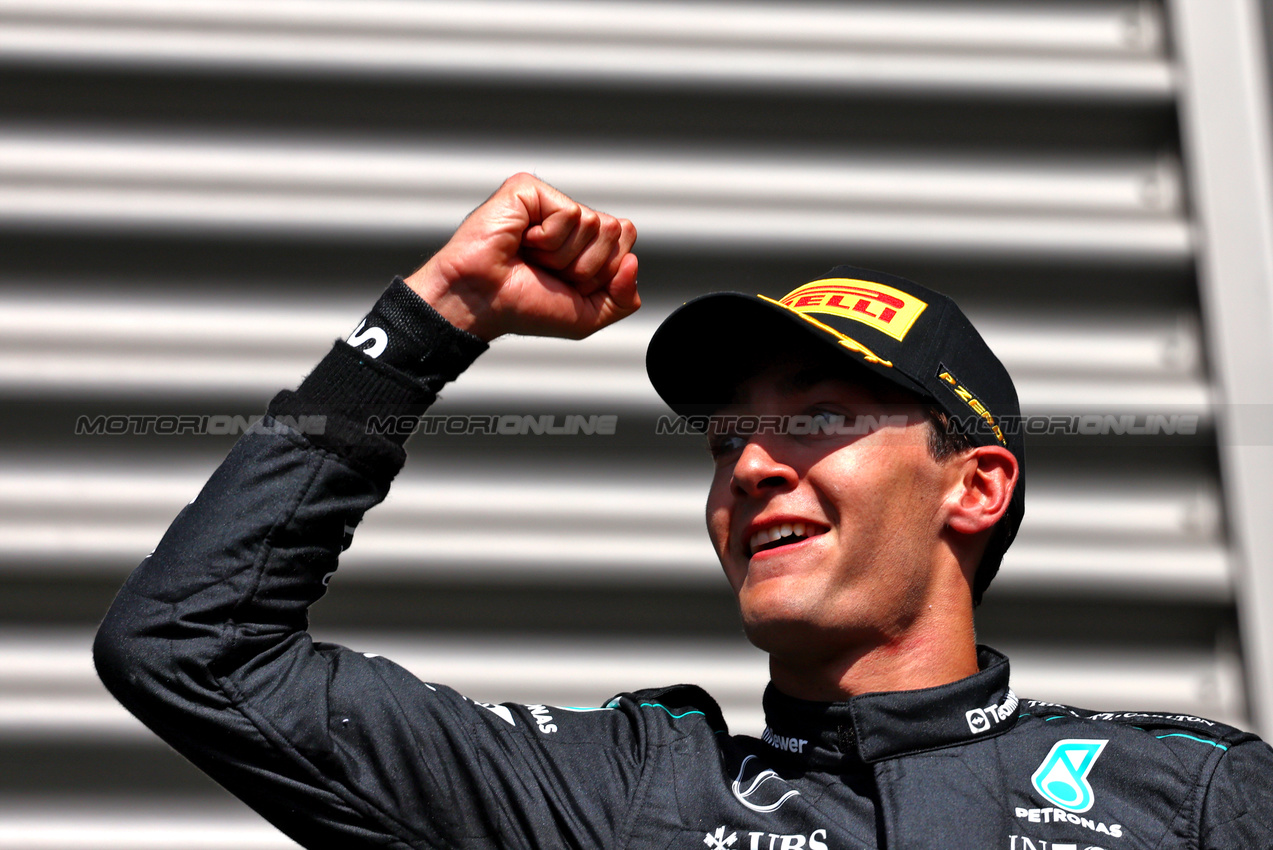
[781,365,839,393]
[779,363,903,406]
[723,363,841,408]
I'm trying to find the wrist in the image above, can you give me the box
[403,261,502,341]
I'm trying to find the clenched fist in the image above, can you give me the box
[404,173,640,341]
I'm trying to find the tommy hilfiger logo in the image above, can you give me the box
[966,689,1018,735]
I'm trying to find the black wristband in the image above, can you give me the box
[345,277,488,382]
[267,279,489,483]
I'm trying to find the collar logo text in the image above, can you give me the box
[967,688,1018,734]
[761,727,809,754]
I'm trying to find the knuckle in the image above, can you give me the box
[599,216,622,239]
[570,256,599,277]
[503,171,536,188]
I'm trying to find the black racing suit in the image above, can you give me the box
[95,280,1273,849]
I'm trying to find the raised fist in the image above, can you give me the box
[404,173,639,341]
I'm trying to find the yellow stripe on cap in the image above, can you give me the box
[937,368,1007,445]
[777,278,928,341]
[759,295,894,367]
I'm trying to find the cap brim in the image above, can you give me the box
[646,292,931,416]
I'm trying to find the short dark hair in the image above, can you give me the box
[924,405,1006,606]
[924,405,975,461]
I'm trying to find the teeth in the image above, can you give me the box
[748,522,818,554]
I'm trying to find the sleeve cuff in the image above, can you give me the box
[267,279,489,481]
[355,277,489,382]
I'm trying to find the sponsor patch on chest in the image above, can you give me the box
[705,826,829,850]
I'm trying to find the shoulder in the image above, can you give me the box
[1009,698,1265,797]
[598,682,738,748]
[606,684,730,739]
[1015,699,1258,753]
[1001,699,1271,842]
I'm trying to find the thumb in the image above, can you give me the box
[524,206,583,253]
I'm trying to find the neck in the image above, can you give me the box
[765,568,981,701]
[768,622,980,702]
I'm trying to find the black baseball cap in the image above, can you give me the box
[645,265,1025,604]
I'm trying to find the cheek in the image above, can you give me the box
[812,449,932,553]
[821,449,949,557]
[705,492,746,593]
[704,476,731,551]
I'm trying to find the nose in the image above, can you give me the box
[730,438,799,498]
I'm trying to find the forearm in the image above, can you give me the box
[98,278,484,634]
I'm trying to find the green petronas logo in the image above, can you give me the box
[1031,739,1108,813]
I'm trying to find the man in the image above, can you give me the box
[96,174,1273,849]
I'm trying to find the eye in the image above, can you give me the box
[810,411,843,429]
[801,407,850,436]
[707,432,748,460]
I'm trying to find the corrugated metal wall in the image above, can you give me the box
[0,1,1265,847]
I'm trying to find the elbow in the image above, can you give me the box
[92,585,228,751]
[94,578,236,725]
[93,590,147,702]
[93,581,184,715]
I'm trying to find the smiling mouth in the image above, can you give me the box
[748,522,827,556]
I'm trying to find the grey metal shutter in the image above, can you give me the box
[0,1,1268,844]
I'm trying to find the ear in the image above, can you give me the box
[943,445,1018,535]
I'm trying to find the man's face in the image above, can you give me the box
[705,356,964,662]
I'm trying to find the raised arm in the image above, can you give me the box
[93,175,648,849]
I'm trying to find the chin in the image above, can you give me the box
[738,589,879,661]
[738,595,829,655]
[741,617,834,661]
